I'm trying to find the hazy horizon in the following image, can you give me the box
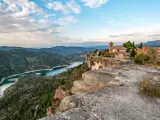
[0,0,160,47]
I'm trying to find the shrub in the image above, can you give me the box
[147,48,157,64]
[134,53,150,64]
[102,51,114,57]
[139,80,160,97]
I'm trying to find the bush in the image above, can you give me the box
[134,48,158,65]
[139,80,160,97]
[101,50,114,57]
[134,53,150,65]
[147,48,157,64]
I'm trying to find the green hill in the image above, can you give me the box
[0,49,69,79]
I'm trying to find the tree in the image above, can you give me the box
[123,41,136,52]
[130,48,136,57]
[133,41,136,48]
[139,42,143,49]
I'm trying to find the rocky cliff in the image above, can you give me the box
[86,54,132,71]
[41,64,160,120]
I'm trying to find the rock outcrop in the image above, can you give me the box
[71,71,114,95]
[41,64,160,120]
[42,87,160,120]
[58,96,79,112]
[86,55,132,71]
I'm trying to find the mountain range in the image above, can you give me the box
[143,40,160,47]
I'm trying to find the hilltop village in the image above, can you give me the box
[86,41,160,70]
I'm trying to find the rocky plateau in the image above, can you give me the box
[41,64,160,120]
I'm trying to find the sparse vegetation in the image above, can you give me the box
[139,79,160,97]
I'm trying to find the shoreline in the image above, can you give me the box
[0,61,83,97]
[0,64,69,83]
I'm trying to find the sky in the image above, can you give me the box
[0,0,160,47]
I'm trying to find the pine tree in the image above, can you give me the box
[139,42,143,49]
[133,41,135,48]
[130,48,136,57]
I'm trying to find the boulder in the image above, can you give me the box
[47,107,53,116]
[82,71,114,86]
[59,96,79,112]
[54,87,66,99]
[71,80,90,95]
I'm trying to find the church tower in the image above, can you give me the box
[109,42,114,53]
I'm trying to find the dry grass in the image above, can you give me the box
[139,80,160,98]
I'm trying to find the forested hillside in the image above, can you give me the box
[0,49,68,79]
[0,63,89,120]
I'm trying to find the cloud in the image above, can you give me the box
[0,2,6,11]
[3,0,44,18]
[0,0,64,47]
[109,35,119,38]
[106,24,160,43]
[7,3,19,12]
[47,1,81,14]
[44,14,56,19]
[58,15,76,25]
[81,0,109,8]
[67,0,81,14]
[47,2,70,14]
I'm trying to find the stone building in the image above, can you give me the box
[109,42,129,59]
[109,42,126,53]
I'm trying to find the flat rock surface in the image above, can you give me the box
[82,71,114,86]
[99,64,160,87]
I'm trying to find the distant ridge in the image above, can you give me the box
[143,40,160,47]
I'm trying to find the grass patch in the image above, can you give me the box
[139,79,160,98]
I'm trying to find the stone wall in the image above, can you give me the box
[86,54,132,71]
